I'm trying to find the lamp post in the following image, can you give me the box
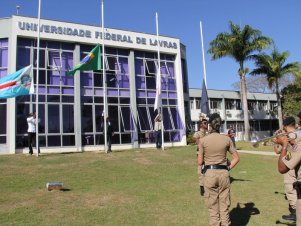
[16,5,20,15]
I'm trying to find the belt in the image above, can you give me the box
[204,165,228,170]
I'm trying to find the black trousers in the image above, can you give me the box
[28,132,40,154]
[155,130,162,149]
[107,134,112,151]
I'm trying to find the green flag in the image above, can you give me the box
[67,44,102,75]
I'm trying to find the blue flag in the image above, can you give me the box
[201,78,209,115]
[0,65,34,99]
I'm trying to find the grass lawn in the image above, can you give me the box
[0,145,295,226]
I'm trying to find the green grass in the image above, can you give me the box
[0,146,295,226]
[236,140,275,152]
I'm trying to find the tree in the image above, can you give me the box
[208,21,272,141]
[231,74,295,93]
[250,48,301,128]
[281,77,301,117]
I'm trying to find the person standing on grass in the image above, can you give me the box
[27,112,40,155]
[273,117,299,222]
[275,122,301,226]
[198,113,240,226]
[227,126,236,148]
[193,118,208,196]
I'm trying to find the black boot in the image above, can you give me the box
[282,209,296,221]
[200,186,205,196]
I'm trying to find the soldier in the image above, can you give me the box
[193,118,208,196]
[275,123,301,225]
[198,113,240,226]
[273,117,299,221]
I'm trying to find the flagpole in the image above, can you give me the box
[35,0,41,157]
[101,0,108,153]
[200,21,207,87]
[156,12,164,151]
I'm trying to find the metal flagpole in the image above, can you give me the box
[200,21,207,87]
[35,0,41,157]
[101,0,108,153]
[156,12,164,150]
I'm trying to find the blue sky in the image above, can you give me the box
[1,0,301,91]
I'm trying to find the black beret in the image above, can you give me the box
[283,116,296,126]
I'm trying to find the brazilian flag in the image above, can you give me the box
[67,44,102,75]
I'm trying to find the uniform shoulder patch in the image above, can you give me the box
[285,152,292,161]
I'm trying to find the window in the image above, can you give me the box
[47,49,62,70]
[137,107,152,131]
[258,101,267,111]
[236,100,242,110]
[195,99,200,109]
[210,99,221,109]
[190,100,194,110]
[248,101,256,110]
[225,99,235,110]
[120,106,135,132]
[105,55,120,72]
[145,59,158,75]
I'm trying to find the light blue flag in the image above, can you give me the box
[0,65,34,99]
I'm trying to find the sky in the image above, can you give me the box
[1,0,301,91]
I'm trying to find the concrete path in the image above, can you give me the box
[238,150,277,156]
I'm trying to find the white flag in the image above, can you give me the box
[154,68,161,112]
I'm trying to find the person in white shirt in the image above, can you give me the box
[27,112,40,155]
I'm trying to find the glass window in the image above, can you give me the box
[105,55,120,71]
[138,107,151,131]
[120,106,135,132]
[210,99,221,109]
[225,99,235,110]
[145,59,158,75]
[170,107,183,130]
[82,105,93,133]
[48,104,60,133]
[63,105,74,133]
[47,49,62,69]
[248,101,257,110]
[0,103,7,135]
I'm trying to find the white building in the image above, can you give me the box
[0,15,190,154]
[189,88,278,140]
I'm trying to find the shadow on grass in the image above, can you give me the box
[230,202,260,226]
[230,177,252,184]
[60,188,71,192]
[276,220,296,226]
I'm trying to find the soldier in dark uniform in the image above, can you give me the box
[198,113,240,226]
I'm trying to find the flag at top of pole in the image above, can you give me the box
[67,44,102,75]
[0,65,34,99]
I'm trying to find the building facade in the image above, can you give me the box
[0,16,190,154]
[189,88,279,140]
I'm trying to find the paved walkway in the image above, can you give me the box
[238,150,277,156]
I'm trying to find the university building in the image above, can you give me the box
[0,15,190,154]
[189,88,278,140]
[0,15,279,154]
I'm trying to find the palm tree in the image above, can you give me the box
[208,21,272,141]
[250,48,301,128]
